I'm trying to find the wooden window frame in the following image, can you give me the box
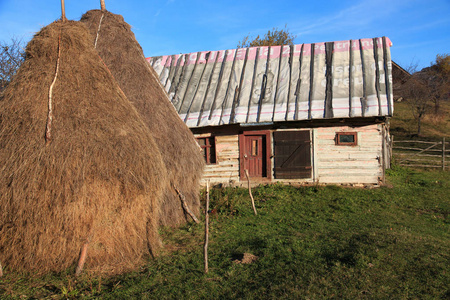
[335,132,358,146]
[197,136,217,164]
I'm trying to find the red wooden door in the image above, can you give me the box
[245,135,264,177]
[240,133,269,178]
[239,131,271,180]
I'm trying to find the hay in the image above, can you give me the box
[0,21,166,275]
[80,10,205,227]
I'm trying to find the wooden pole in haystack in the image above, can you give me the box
[245,170,257,215]
[0,261,3,277]
[75,238,90,276]
[204,181,210,273]
[174,186,200,224]
[100,0,106,11]
[61,0,67,22]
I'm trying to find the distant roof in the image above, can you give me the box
[148,37,393,128]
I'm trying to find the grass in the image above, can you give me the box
[1,166,449,299]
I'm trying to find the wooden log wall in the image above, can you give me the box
[313,124,383,184]
[197,134,240,185]
[195,123,385,186]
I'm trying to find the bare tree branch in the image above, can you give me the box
[237,25,296,48]
[0,38,25,92]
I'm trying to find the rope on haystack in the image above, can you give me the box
[174,185,200,223]
[45,31,62,145]
[92,18,129,104]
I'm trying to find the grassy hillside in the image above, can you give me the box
[390,100,450,139]
[1,167,448,299]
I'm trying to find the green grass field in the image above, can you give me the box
[1,99,449,299]
[1,166,448,299]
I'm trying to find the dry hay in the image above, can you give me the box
[0,20,166,275]
[80,10,205,227]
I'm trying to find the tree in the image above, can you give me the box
[400,76,432,136]
[237,25,296,48]
[399,53,450,136]
[0,38,25,93]
[429,53,450,114]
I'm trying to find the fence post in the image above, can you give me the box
[443,137,446,171]
[390,135,394,167]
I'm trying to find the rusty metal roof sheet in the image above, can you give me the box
[147,37,393,128]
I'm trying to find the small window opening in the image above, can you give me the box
[336,132,357,146]
[251,140,258,156]
[197,137,217,164]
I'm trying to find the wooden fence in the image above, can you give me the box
[392,137,449,170]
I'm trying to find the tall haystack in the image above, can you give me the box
[80,10,205,227]
[0,20,166,275]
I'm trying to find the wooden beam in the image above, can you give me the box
[61,0,67,22]
[100,0,106,11]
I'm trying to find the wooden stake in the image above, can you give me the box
[204,180,210,273]
[61,0,67,22]
[174,186,200,223]
[75,240,89,276]
[0,261,3,277]
[100,0,106,11]
[245,170,257,215]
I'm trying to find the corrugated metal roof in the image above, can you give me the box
[148,37,393,128]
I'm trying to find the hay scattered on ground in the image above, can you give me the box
[81,10,205,227]
[0,20,166,275]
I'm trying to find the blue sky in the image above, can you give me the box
[0,0,449,71]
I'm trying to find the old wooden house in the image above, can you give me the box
[147,37,394,186]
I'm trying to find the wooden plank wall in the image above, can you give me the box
[314,124,383,184]
[196,124,384,186]
[197,135,240,185]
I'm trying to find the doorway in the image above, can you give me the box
[239,131,271,180]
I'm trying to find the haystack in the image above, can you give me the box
[0,20,166,275]
[80,10,205,227]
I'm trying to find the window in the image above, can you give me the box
[335,132,357,146]
[251,139,258,156]
[197,137,216,164]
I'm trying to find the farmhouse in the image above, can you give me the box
[148,37,394,186]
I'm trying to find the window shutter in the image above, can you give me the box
[273,131,312,179]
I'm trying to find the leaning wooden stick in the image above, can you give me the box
[204,180,210,273]
[174,186,200,223]
[244,170,257,215]
[0,261,3,277]
[75,239,90,276]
